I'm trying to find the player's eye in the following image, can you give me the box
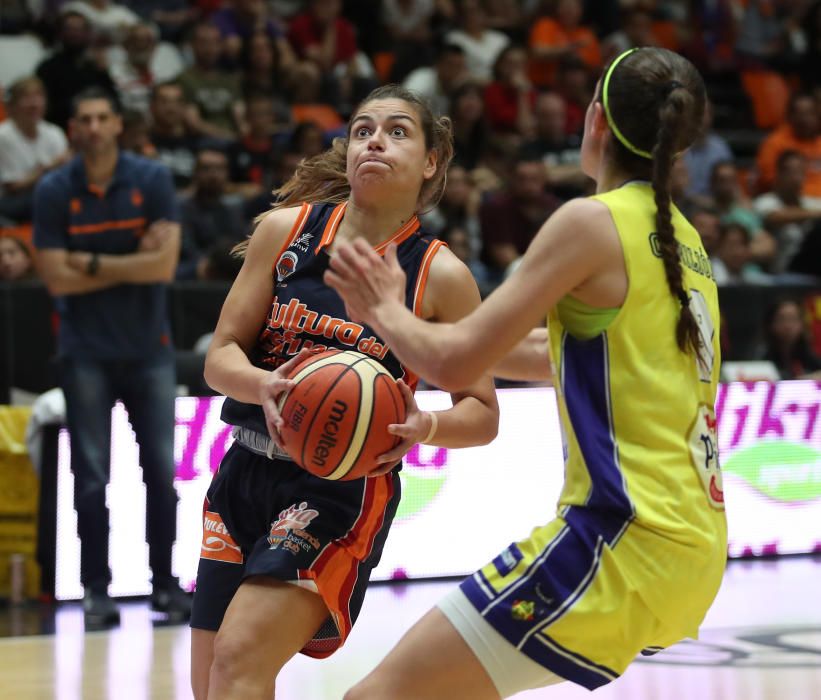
[355,127,371,138]
[390,127,407,137]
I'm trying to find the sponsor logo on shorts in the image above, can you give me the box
[200,511,243,564]
[511,599,536,622]
[268,502,321,555]
[276,251,299,281]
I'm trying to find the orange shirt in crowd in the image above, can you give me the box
[528,17,601,88]
[756,125,821,197]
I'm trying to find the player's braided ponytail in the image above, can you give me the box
[601,48,705,361]
[651,86,702,360]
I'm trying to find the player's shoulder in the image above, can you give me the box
[424,240,479,299]
[247,204,311,258]
[539,196,616,246]
[36,156,77,197]
[120,151,171,182]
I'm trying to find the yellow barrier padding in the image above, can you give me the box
[0,406,40,598]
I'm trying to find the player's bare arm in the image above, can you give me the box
[326,197,616,392]
[204,206,306,408]
[492,327,551,382]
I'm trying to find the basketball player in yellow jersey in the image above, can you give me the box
[328,47,727,699]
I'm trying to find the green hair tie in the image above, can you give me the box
[602,48,653,160]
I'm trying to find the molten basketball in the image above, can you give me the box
[278,350,407,480]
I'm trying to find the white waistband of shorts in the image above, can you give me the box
[232,425,293,461]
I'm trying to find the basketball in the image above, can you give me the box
[277,350,407,480]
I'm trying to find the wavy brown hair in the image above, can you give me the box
[234,85,453,256]
[598,47,707,363]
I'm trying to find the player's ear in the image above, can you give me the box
[423,149,437,181]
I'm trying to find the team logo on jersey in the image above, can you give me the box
[268,501,321,555]
[290,231,313,253]
[200,511,243,564]
[276,251,299,281]
[688,405,724,510]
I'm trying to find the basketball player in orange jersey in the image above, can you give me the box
[328,48,727,699]
[189,84,510,700]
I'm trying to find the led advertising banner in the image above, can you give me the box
[55,381,821,599]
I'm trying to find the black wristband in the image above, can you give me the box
[87,252,100,276]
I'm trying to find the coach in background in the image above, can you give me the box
[32,87,191,628]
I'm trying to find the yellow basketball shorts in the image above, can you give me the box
[452,508,720,691]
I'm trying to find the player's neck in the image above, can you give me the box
[596,163,640,194]
[335,199,417,247]
[83,147,119,188]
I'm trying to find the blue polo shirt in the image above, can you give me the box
[33,152,180,360]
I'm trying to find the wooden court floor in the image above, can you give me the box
[1,556,820,700]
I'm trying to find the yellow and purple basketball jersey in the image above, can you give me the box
[457,182,728,690]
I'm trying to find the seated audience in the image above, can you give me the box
[0,77,69,224]
[177,149,248,279]
[759,298,821,379]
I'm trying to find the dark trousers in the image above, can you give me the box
[61,355,177,593]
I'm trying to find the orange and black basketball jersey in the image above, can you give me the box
[222,201,445,435]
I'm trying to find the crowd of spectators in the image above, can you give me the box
[1,0,821,370]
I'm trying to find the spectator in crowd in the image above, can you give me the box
[683,0,737,76]
[32,87,189,628]
[227,93,280,192]
[482,0,529,42]
[0,77,70,224]
[691,205,721,257]
[601,7,658,62]
[241,144,304,220]
[553,54,593,135]
[287,0,374,112]
[119,109,156,157]
[682,99,733,198]
[60,0,140,44]
[421,163,482,248]
[483,45,537,137]
[108,22,162,116]
[754,150,821,274]
[450,81,491,171]
[382,0,437,81]
[670,156,700,218]
[445,0,511,83]
[122,0,197,43]
[178,22,244,140]
[760,298,821,379]
[711,221,772,285]
[756,91,821,196]
[402,43,468,117]
[0,237,36,281]
[178,148,248,280]
[798,0,821,90]
[479,155,562,279]
[528,0,601,88]
[520,91,587,197]
[36,10,116,129]
[708,160,776,266]
[149,82,201,189]
[734,0,800,69]
[240,31,295,106]
[211,0,297,68]
[442,224,491,293]
[0,0,34,33]
[288,120,326,159]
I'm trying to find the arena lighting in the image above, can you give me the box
[54,381,821,599]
